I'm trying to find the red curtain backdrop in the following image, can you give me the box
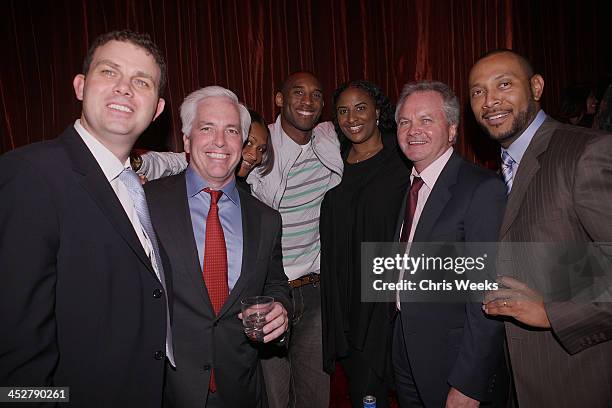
[2,0,611,166]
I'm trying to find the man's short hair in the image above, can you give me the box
[180,86,251,142]
[475,48,535,79]
[82,29,167,96]
[395,80,461,128]
[278,70,319,95]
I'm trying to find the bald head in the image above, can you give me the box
[468,49,544,148]
[474,49,535,80]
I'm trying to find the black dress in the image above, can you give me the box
[320,133,411,406]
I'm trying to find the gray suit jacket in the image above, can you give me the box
[498,117,612,407]
[145,173,291,408]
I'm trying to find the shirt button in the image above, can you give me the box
[154,350,165,360]
[153,288,163,298]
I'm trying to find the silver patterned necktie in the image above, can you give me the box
[118,168,175,366]
[501,150,516,194]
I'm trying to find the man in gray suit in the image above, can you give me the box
[470,49,612,407]
[145,86,291,407]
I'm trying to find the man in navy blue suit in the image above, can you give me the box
[0,30,171,407]
[392,80,507,407]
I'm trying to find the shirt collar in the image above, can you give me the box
[74,119,129,181]
[274,114,316,148]
[503,110,547,164]
[412,147,453,190]
[185,165,240,206]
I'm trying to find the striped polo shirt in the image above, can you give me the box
[279,141,332,280]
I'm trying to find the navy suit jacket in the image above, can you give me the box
[0,126,168,407]
[395,151,507,405]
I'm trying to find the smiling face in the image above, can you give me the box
[335,87,380,146]
[237,121,269,178]
[396,91,456,173]
[183,96,243,188]
[73,40,165,159]
[468,52,544,148]
[275,72,324,143]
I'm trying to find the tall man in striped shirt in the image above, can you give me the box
[247,71,343,408]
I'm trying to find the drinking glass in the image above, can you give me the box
[240,296,274,341]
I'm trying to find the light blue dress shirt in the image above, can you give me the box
[186,166,243,291]
[502,110,547,176]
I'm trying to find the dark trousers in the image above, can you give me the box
[260,283,329,408]
[392,314,426,407]
[392,314,511,408]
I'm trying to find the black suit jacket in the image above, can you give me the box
[395,151,507,405]
[144,172,291,408]
[0,127,168,407]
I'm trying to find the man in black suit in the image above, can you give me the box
[0,30,171,406]
[392,80,507,407]
[145,86,291,408]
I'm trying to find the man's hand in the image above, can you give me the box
[261,302,288,343]
[445,387,479,408]
[483,276,551,328]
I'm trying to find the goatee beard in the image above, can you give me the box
[480,100,538,145]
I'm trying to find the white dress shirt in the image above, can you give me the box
[74,120,155,266]
[74,120,176,366]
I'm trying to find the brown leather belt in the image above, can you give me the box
[289,273,320,289]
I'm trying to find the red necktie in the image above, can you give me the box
[203,188,228,393]
[400,177,424,242]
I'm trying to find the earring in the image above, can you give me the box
[376,119,379,126]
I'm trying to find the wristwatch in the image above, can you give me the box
[130,154,143,172]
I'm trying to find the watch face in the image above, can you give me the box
[130,155,143,171]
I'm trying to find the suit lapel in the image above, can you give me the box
[395,190,409,240]
[412,152,460,242]
[499,119,555,238]
[218,189,258,317]
[60,128,156,278]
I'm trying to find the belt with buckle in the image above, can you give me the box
[289,273,320,289]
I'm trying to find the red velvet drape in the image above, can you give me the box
[2,0,611,166]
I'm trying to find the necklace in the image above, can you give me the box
[350,144,383,163]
